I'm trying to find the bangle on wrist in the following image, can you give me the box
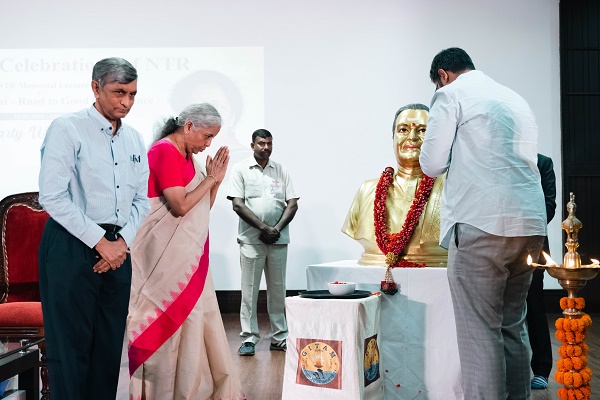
[206,175,217,185]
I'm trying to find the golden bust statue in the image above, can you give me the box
[342,104,447,267]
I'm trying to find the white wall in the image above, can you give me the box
[0,0,562,289]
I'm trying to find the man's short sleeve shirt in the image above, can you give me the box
[228,157,298,244]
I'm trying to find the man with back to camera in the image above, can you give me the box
[227,129,299,356]
[38,57,149,400]
[419,47,546,399]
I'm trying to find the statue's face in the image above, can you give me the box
[393,109,428,168]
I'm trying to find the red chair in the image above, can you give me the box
[0,192,50,400]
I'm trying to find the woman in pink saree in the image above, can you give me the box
[127,103,245,399]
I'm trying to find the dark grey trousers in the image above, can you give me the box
[448,223,543,400]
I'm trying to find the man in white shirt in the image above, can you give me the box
[227,129,299,356]
[419,47,546,400]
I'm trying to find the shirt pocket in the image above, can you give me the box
[129,153,143,168]
[270,180,285,200]
[245,182,262,198]
[124,159,144,195]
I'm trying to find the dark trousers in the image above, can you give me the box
[38,218,131,400]
[526,268,553,378]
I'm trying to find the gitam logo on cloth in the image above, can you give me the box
[363,334,380,387]
[296,338,342,389]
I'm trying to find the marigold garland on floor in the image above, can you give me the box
[373,167,435,294]
[555,296,593,400]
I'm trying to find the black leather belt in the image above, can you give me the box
[99,224,122,234]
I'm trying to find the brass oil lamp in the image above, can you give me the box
[528,192,597,399]
[528,192,599,299]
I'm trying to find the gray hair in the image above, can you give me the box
[392,103,429,136]
[92,57,137,89]
[154,103,222,142]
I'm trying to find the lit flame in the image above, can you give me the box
[527,255,532,265]
[542,251,559,266]
[592,259,599,265]
[568,259,575,268]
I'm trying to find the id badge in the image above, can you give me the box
[271,183,283,194]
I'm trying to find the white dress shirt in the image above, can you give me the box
[39,104,150,248]
[419,70,546,248]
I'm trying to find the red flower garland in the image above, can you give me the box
[374,167,436,269]
[555,297,593,400]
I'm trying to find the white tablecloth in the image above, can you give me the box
[306,260,464,400]
[282,295,384,400]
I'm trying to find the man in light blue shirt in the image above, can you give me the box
[420,48,546,400]
[38,57,149,400]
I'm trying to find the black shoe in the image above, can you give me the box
[270,341,286,352]
[238,342,255,356]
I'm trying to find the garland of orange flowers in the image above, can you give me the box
[555,297,593,400]
[374,167,435,294]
